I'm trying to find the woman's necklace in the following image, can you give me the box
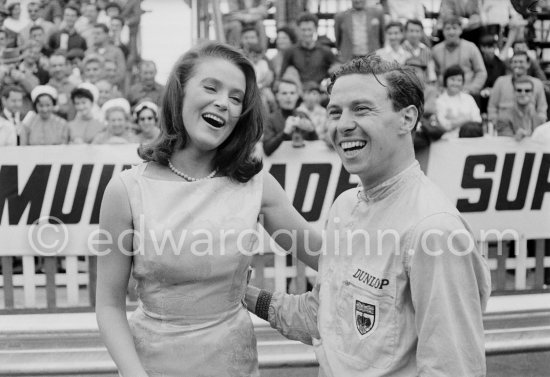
[168,160,218,182]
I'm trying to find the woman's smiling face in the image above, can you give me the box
[181,57,246,153]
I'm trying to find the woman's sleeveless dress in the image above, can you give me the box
[118,163,263,377]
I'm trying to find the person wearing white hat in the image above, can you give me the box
[68,85,105,144]
[20,84,69,145]
[3,0,27,34]
[133,99,160,144]
[92,97,138,144]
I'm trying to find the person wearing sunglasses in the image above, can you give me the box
[133,100,160,144]
[496,77,545,141]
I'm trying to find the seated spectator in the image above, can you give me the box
[507,40,547,82]
[103,58,124,90]
[126,60,164,107]
[4,0,27,34]
[0,47,40,116]
[0,5,18,48]
[87,23,126,85]
[81,53,104,84]
[0,85,24,143]
[280,12,338,86]
[0,113,16,146]
[245,42,275,113]
[402,19,436,83]
[76,2,100,48]
[19,40,49,85]
[133,100,160,144]
[38,0,63,26]
[479,34,506,113]
[20,85,69,145]
[459,121,484,138]
[66,47,84,86]
[270,27,297,82]
[68,85,104,144]
[496,77,545,141]
[263,79,317,156]
[334,0,384,62]
[296,81,327,143]
[432,16,487,96]
[29,25,53,57]
[96,78,122,107]
[47,51,75,120]
[437,0,482,43]
[376,21,411,64]
[436,65,482,139]
[488,51,547,123]
[93,98,138,144]
[19,1,56,46]
[109,15,129,59]
[383,0,425,24]
[48,5,87,52]
[240,25,262,53]
[222,0,268,50]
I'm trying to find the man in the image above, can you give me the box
[376,21,411,65]
[402,19,436,83]
[262,79,317,156]
[76,2,100,49]
[19,0,56,46]
[126,60,164,107]
[496,77,545,140]
[479,35,506,113]
[432,16,487,96]
[247,54,491,377]
[87,23,126,86]
[81,53,104,84]
[334,0,384,62]
[29,25,53,57]
[48,5,87,52]
[0,85,24,144]
[508,40,547,82]
[0,47,39,115]
[47,51,75,120]
[280,12,338,85]
[488,51,547,123]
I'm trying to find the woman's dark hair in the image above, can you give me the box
[138,42,264,183]
[276,26,297,45]
[33,93,56,111]
[443,65,465,88]
[459,121,483,138]
[70,87,94,103]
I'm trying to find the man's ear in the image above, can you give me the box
[399,105,418,134]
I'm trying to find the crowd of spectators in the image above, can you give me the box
[2,0,550,150]
[224,0,550,156]
[0,0,161,147]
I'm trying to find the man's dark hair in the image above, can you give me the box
[459,122,483,138]
[511,50,530,63]
[443,65,465,87]
[405,19,423,31]
[64,5,80,17]
[1,85,24,99]
[241,26,259,37]
[29,25,44,35]
[328,53,424,126]
[110,15,125,26]
[277,26,297,45]
[385,21,403,32]
[94,23,110,34]
[297,12,318,28]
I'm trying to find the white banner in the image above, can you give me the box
[0,138,549,255]
[427,138,550,239]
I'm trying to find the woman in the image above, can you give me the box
[93,98,138,144]
[68,86,105,144]
[96,42,320,377]
[436,65,481,139]
[133,100,160,144]
[269,26,297,81]
[3,1,26,35]
[20,85,69,145]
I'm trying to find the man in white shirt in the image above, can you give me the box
[247,54,491,377]
[0,85,24,144]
